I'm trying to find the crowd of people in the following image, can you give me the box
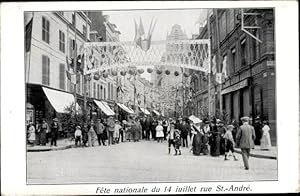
[27,114,272,169]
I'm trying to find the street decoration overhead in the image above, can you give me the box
[84,39,211,74]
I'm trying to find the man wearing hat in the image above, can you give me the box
[50,118,59,147]
[236,116,256,170]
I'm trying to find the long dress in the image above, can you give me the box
[210,125,221,156]
[192,131,202,155]
[27,125,36,144]
[40,122,48,145]
[260,125,272,150]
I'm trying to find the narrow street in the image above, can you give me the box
[27,140,277,184]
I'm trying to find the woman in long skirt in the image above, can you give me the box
[191,121,203,156]
[260,120,272,150]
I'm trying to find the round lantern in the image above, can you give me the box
[147,68,153,73]
[183,72,190,77]
[174,71,180,76]
[128,69,136,75]
[120,70,126,76]
[102,72,108,78]
[137,69,144,74]
[165,70,170,75]
[156,70,162,75]
[111,70,118,76]
[93,73,100,80]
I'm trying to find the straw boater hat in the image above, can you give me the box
[227,125,234,130]
[76,125,81,129]
[241,116,250,122]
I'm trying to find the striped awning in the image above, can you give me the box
[42,87,80,113]
[117,103,134,114]
[152,110,160,116]
[94,100,115,116]
[139,107,150,115]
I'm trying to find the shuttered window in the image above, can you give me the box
[42,17,50,44]
[59,30,65,53]
[42,55,50,85]
[59,64,65,90]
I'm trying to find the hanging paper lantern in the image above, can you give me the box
[147,68,153,73]
[174,71,179,76]
[128,69,136,75]
[102,72,108,78]
[137,69,144,74]
[156,70,162,75]
[120,70,126,76]
[183,72,190,77]
[111,70,118,76]
[94,73,100,80]
[165,70,170,75]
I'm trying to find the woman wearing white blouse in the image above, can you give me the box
[260,121,272,150]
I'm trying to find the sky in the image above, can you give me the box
[102,9,208,80]
[103,9,208,41]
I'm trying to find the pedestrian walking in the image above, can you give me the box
[218,120,227,155]
[162,119,169,141]
[151,119,158,140]
[74,125,82,147]
[96,119,106,146]
[202,119,210,155]
[260,120,272,150]
[145,117,152,140]
[155,120,164,143]
[181,119,189,148]
[174,129,182,156]
[50,118,59,147]
[236,116,256,170]
[82,124,88,147]
[39,119,48,146]
[27,122,36,146]
[223,125,238,161]
[35,120,41,145]
[210,119,221,157]
[107,116,115,145]
[191,120,203,156]
[166,122,176,155]
[87,121,97,147]
[119,120,126,142]
[114,120,122,144]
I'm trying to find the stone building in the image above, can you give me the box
[191,8,276,145]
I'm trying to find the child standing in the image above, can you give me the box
[174,129,182,155]
[155,121,164,143]
[223,125,238,161]
[74,126,82,147]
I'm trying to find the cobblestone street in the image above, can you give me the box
[27,140,277,184]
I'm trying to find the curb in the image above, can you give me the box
[234,148,277,160]
[27,144,75,152]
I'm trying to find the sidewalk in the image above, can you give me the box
[27,138,75,152]
[234,145,277,160]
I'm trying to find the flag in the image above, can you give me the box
[216,73,222,84]
[25,17,33,52]
[138,17,145,38]
[145,18,157,51]
[222,56,228,79]
[134,17,157,51]
[211,55,217,75]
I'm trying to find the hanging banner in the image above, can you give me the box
[216,73,222,84]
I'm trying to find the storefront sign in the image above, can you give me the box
[221,79,248,95]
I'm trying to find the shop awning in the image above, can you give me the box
[139,107,150,115]
[152,110,160,116]
[189,115,202,124]
[117,103,134,114]
[42,87,80,113]
[94,100,115,116]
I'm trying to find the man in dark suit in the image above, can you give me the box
[236,116,256,170]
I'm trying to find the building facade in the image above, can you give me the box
[25,11,91,125]
[190,8,276,145]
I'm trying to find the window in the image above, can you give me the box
[72,12,76,26]
[231,48,236,73]
[240,39,247,66]
[42,17,50,44]
[104,88,106,100]
[108,82,111,100]
[59,64,65,90]
[59,30,65,53]
[100,85,103,99]
[97,84,100,99]
[69,38,77,58]
[77,75,81,94]
[93,82,96,98]
[42,55,50,85]
[83,25,87,36]
[252,29,260,62]
[111,83,114,100]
